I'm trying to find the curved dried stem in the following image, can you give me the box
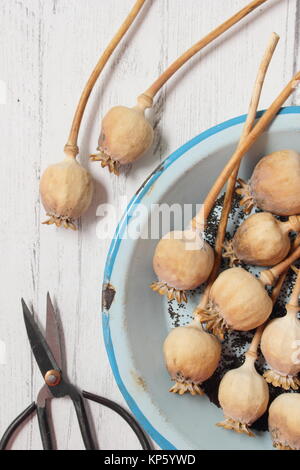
[64,0,146,158]
[142,0,269,101]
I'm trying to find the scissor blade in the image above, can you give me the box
[46,293,63,370]
[22,299,61,378]
[36,384,53,408]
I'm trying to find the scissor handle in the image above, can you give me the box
[37,405,54,450]
[68,388,152,450]
[0,393,152,450]
[70,390,96,450]
[0,402,37,450]
[82,391,152,450]
[0,402,55,451]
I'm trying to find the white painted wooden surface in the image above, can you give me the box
[0,0,299,450]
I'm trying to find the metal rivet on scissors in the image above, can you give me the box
[0,294,152,450]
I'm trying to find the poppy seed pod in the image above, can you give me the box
[151,230,214,303]
[163,322,221,395]
[237,150,300,216]
[40,156,93,230]
[269,393,300,450]
[217,352,269,436]
[197,267,273,339]
[261,268,300,391]
[90,96,154,175]
[223,213,300,267]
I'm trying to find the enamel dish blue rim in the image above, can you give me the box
[102,106,300,450]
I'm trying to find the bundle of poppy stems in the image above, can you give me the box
[38,0,300,450]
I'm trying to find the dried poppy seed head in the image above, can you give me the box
[40,156,94,230]
[238,150,300,216]
[91,96,154,174]
[217,353,269,436]
[163,323,221,396]
[151,230,214,302]
[269,393,300,450]
[223,212,300,267]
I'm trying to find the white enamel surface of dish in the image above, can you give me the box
[103,107,300,450]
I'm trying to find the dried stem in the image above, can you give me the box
[288,267,300,307]
[141,0,269,101]
[195,33,279,312]
[260,244,300,286]
[247,325,265,357]
[268,235,300,302]
[271,271,288,303]
[64,0,146,158]
[247,262,288,358]
[192,69,300,230]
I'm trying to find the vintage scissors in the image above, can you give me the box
[0,294,152,450]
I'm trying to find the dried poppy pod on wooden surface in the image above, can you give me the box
[269,393,300,450]
[223,213,300,267]
[40,154,94,230]
[91,95,154,175]
[91,0,270,174]
[163,320,221,395]
[237,150,300,216]
[261,266,300,390]
[40,0,146,229]
[151,230,214,303]
[217,327,269,437]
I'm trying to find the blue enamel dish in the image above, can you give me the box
[102,106,300,450]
